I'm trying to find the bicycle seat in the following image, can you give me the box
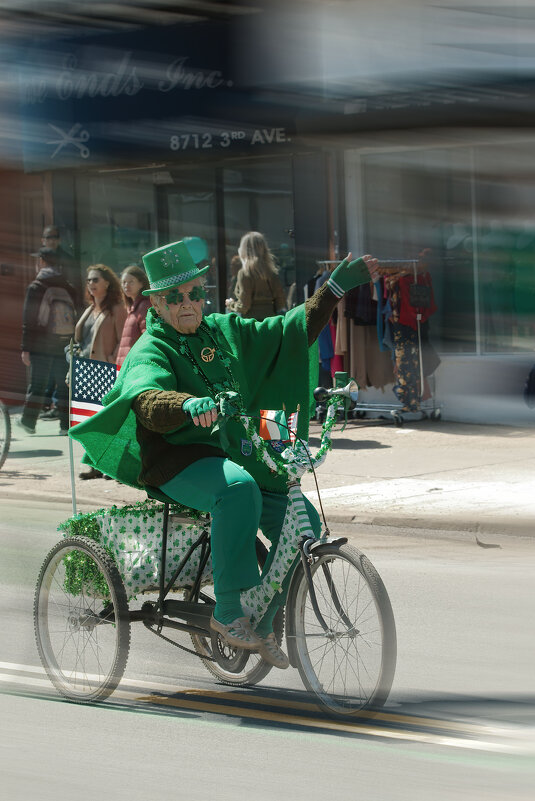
[145,485,209,519]
[144,485,176,504]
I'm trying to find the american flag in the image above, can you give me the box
[70,356,118,427]
[288,410,299,444]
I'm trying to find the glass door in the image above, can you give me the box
[158,167,221,312]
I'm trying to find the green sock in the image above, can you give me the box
[254,603,279,638]
[214,590,244,625]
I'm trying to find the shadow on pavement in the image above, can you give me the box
[6,449,63,459]
[309,436,390,451]
[0,470,50,481]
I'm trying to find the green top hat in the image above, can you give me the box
[142,240,210,296]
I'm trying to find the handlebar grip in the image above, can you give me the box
[313,387,330,402]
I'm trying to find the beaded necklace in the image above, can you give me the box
[176,321,244,409]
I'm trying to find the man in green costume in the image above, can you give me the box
[70,239,377,668]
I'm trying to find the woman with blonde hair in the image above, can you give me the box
[226,231,287,321]
[116,265,150,367]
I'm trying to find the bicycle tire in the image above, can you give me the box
[0,400,11,469]
[190,537,284,686]
[34,536,131,703]
[287,543,396,718]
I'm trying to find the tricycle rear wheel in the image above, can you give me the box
[34,536,130,702]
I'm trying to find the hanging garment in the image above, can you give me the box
[336,294,394,389]
[329,320,344,378]
[391,323,421,411]
[345,283,377,325]
[391,321,441,411]
[398,272,437,329]
[317,324,334,371]
[349,325,396,390]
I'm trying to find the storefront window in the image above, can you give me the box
[223,159,295,304]
[357,140,535,356]
[162,168,219,312]
[360,147,476,353]
[77,173,156,275]
[475,143,535,354]
[76,157,297,314]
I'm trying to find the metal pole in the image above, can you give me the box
[414,262,425,400]
[67,340,77,516]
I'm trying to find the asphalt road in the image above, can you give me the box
[1,498,534,800]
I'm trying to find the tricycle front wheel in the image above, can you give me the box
[286,543,396,718]
[34,536,130,702]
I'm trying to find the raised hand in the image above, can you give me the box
[327,253,379,298]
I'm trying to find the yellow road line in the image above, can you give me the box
[136,693,525,754]
[153,686,483,735]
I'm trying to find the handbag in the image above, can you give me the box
[408,283,432,309]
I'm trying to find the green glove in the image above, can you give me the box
[327,257,370,299]
[183,396,218,427]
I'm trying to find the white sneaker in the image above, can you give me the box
[17,418,35,435]
[258,632,289,669]
[210,615,262,651]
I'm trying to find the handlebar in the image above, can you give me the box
[313,380,359,404]
[184,387,351,482]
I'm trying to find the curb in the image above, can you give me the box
[3,488,533,538]
[322,511,534,538]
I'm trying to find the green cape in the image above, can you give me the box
[70,306,318,493]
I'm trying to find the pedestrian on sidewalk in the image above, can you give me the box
[19,247,77,436]
[116,265,150,367]
[225,232,287,321]
[36,226,80,419]
[75,264,127,479]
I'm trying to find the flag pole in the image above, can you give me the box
[67,339,77,516]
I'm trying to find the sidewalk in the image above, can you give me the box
[2,409,534,537]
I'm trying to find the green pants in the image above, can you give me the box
[159,457,321,603]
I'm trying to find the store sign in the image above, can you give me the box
[21,53,231,106]
[19,22,294,171]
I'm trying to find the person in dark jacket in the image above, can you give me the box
[39,225,81,310]
[19,248,77,435]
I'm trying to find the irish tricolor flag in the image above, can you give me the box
[259,409,289,441]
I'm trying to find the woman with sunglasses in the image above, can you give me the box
[70,240,377,664]
[74,264,127,479]
[75,264,127,363]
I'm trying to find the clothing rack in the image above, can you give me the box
[316,258,441,427]
[355,259,440,426]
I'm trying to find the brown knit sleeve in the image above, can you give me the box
[304,281,341,346]
[133,389,194,433]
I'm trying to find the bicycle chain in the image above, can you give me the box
[144,623,216,662]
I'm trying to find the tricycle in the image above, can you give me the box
[34,382,396,719]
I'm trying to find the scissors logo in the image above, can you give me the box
[47,123,90,159]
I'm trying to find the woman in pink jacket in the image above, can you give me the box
[116,265,150,367]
